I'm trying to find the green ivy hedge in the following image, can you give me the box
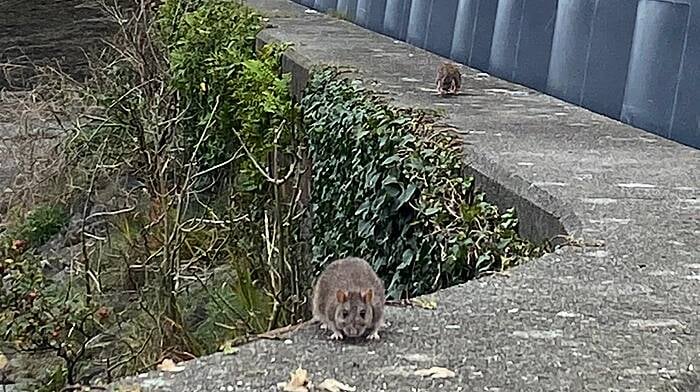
[303,69,544,299]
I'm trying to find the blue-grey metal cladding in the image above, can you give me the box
[357,0,387,30]
[337,0,359,19]
[570,0,637,118]
[490,0,558,92]
[314,0,337,11]
[292,0,700,148]
[449,0,499,71]
[621,0,691,143]
[424,0,459,57]
[669,2,700,148]
[383,0,412,40]
[406,0,431,48]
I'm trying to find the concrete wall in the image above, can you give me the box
[0,0,116,88]
[300,0,700,149]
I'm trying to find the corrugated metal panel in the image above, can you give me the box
[293,0,700,148]
[450,0,498,71]
[337,0,359,19]
[383,0,412,40]
[424,0,459,57]
[314,0,337,12]
[621,0,691,141]
[406,0,431,48]
[489,0,558,92]
[357,0,387,30]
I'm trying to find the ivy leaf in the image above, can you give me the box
[424,207,440,216]
[371,194,387,212]
[381,155,401,166]
[358,220,374,238]
[395,184,417,210]
[355,200,371,216]
[381,176,399,187]
[397,249,414,270]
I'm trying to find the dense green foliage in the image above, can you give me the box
[5,204,68,248]
[304,70,544,298]
[162,0,295,171]
[160,0,305,332]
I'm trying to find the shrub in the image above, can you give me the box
[1,0,303,389]
[5,204,68,248]
[0,243,105,387]
[303,69,545,299]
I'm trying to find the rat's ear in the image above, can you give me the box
[361,289,373,303]
[336,289,348,303]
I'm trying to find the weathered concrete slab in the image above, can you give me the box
[111,0,700,391]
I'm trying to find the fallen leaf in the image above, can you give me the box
[277,367,310,392]
[156,358,185,373]
[0,352,8,370]
[96,306,111,320]
[318,378,356,392]
[219,340,239,355]
[414,366,456,379]
[410,296,437,310]
[116,385,141,392]
[11,239,27,252]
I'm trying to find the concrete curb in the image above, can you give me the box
[257,28,582,246]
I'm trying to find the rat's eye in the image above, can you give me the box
[341,310,349,318]
[359,310,366,318]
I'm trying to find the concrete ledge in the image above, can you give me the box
[111,0,700,390]
[460,151,581,243]
[257,27,580,244]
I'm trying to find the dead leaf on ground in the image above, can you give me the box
[410,296,437,310]
[318,378,356,392]
[277,367,310,392]
[11,239,27,252]
[219,340,239,355]
[0,352,8,370]
[116,385,142,392]
[156,358,185,373]
[414,366,456,379]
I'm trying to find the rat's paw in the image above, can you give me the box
[330,331,344,340]
[366,331,380,341]
[319,323,328,330]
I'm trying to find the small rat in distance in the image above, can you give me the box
[311,257,386,341]
[436,61,462,96]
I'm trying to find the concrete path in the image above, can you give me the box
[111,1,700,390]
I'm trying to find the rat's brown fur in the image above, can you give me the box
[311,257,386,340]
[436,62,462,96]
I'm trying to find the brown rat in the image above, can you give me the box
[311,257,386,340]
[436,61,462,96]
